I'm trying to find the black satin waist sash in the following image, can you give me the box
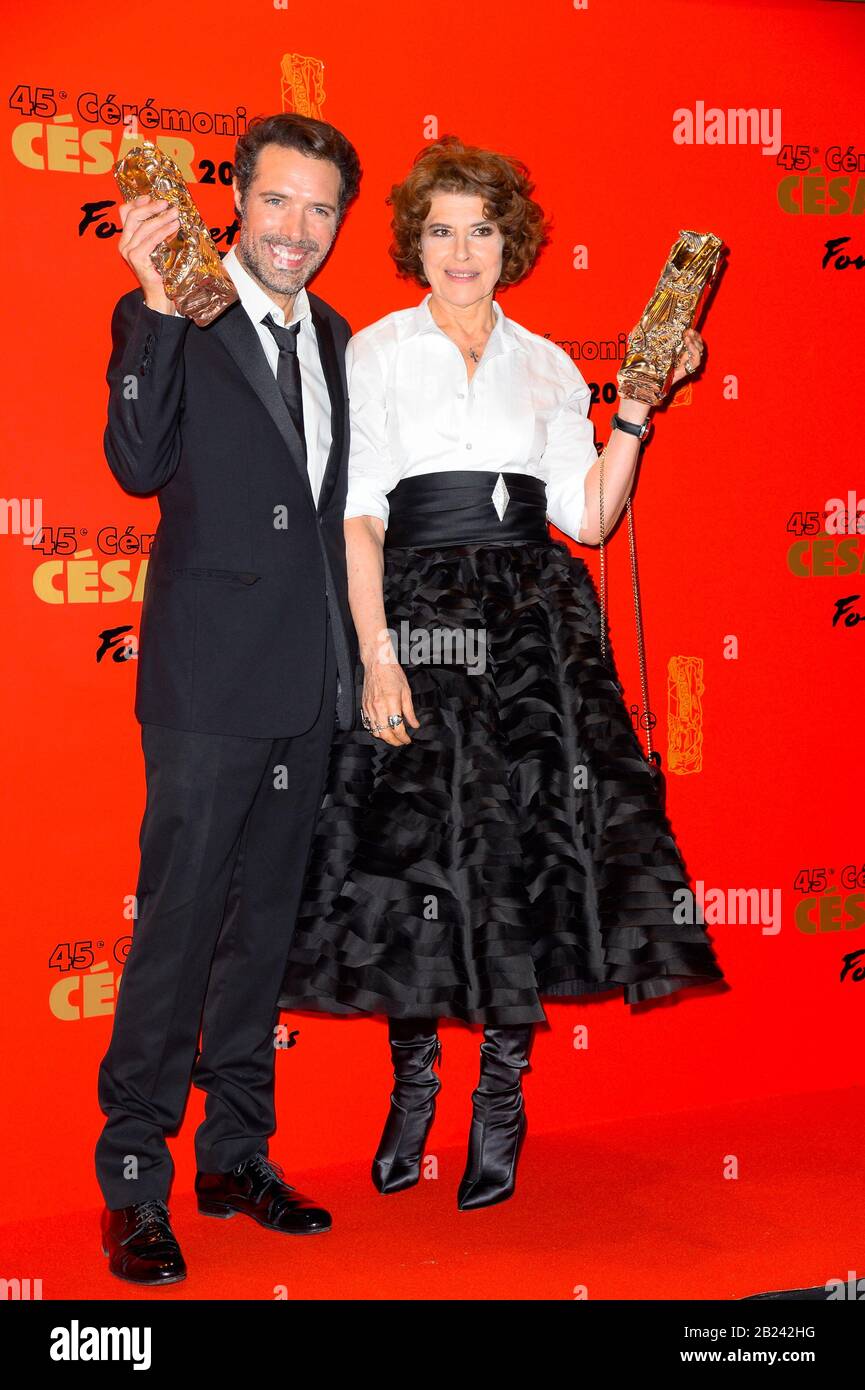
[384,471,550,549]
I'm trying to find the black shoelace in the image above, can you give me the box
[236,1152,294,1190]
[131,1197,171,1236]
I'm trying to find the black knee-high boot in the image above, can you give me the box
[457,1024,533,1211]
[372,1017,441,1194]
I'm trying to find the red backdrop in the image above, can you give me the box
[1,0,863,1225]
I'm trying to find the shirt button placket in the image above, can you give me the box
[456,385,469,451]
[461,383,473,451]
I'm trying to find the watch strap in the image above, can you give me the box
[611,411,650,440]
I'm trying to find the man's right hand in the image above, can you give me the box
[118,193,181,315]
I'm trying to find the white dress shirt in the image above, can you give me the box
[172,245,333,504]
[343,292,597,543]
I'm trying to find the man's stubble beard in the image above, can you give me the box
[236,215,328,301]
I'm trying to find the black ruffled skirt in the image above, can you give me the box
[277,472,725,1025]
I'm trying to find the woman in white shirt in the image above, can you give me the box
[279,136,724,1212]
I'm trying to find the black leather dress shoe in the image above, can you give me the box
[195,1151,331,1234]
[101,1199,187,1286]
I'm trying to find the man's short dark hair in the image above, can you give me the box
[234,113,362,224]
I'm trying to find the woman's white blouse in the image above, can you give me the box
[343,292,598,544]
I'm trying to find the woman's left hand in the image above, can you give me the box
[669,327,705,390]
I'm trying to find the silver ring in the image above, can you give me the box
[361,710,372,731]
[387,713,404,729]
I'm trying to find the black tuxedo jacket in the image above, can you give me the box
[103,286,358,738]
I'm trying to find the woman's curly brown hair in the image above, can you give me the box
[387,135,550,288]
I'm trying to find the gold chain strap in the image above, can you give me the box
[598,444,655,764]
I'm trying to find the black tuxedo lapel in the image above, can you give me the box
[208,300,315,509]
[309,304,346,518]
[208,298,346,518]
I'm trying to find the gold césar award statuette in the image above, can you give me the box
[618,230,726,406]
[113,139,238,327]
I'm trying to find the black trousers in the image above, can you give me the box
[95,623,338,1209]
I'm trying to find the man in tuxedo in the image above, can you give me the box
[95,113,360,1286]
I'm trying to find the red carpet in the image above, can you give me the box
[5,1085,862,1301]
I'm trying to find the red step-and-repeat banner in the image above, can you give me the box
[1,0,862,1223]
